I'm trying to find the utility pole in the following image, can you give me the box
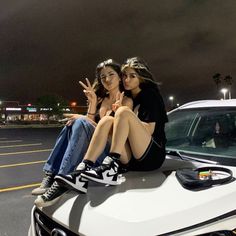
[224,75,233,99]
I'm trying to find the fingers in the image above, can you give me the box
[115,92,124,105]
[119,92,124,105]
[63,113,74,118]
[112,92,125,111]
[112,103,119,111]
[79,78,94,95]
[83,90,93,99]
[115,91,121,101]
[85,78,92,89]
[79,81,88,90]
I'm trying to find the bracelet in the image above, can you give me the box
[87,112,96,115]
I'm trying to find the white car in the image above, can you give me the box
[28,99,236,236]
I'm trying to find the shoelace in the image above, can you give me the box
[70,165,91,177]
[43,182,60,200]
[93,163,111,173]
[41,175,53,187]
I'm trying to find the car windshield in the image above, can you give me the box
[165,107,236,166]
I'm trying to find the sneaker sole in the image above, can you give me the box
[31,188,48,196]
[81,173,120,186]
[55,176,87,193]
[34,194,64,208]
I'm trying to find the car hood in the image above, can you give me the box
[41,157,236,236]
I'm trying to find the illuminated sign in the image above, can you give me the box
[27,107,37,112]
[6,108,22,111]
[40,108,52,111]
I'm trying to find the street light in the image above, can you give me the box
[169,96,174,109]
[71,102,77,107]
[220,88,228,100]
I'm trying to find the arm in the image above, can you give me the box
[124,97,155,134]
[112,92,133,112]
[122,96,133,110]
[66,78,98,126]
[134,89,162,136]
[79,78,97,121]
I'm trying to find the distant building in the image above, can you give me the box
[0,101,87,122]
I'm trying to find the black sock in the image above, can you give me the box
[83,159,94,167]
[109,152,121,161]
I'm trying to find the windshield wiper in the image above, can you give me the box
[166,150,219,164]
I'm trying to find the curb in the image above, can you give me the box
[0,124,63,129]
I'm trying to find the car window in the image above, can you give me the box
[166,107,236,165]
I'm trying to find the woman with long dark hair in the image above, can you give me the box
[33,59,132,205]
[55,57,168,190]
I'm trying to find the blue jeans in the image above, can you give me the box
[43,117,109,175]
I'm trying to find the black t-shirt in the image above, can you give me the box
[133,88,168,145]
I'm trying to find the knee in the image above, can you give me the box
[73,117,84,125]
[72,117,88,129]
[75,116,87,123]
[97,116,114,128]
[115,106,132,118]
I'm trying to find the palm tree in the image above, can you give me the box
[212,73,221,90]
[224,75,233,99]
[212,73,222,99]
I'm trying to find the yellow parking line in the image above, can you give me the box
[0,149,52,156]
[0,183,41,193]
[0,143,42,149]
[0,160,46,168]
[0,140,22,143]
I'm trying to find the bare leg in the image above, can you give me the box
[83,115,132,164]
[120,141,132,164]
[83,116,114,163]
[110,107,152,164]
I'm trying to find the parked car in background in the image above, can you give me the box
[28,99,236,236]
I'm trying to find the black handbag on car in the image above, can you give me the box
[175,166,234,190]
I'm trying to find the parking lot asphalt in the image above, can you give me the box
[0,127,61,235]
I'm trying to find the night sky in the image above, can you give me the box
[0,0,236,106]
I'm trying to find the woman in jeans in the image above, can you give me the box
[32,59,132,196]
[53,57,168,194]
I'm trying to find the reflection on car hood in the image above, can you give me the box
[176,99,236,110]
[41,157,236,236]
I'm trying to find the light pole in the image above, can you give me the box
[220,88,228,100]
[169,96,174,109]
[224,75,232,99]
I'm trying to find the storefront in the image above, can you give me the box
[0,101,87,123]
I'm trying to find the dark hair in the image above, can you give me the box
[92,59,125,99]
[121,57,159,90]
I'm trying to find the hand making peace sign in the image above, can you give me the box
[112,91,124,112]
[79,78,97,104]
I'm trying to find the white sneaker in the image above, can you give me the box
[55,162,91,193]
[81,156,121,185]
[55,171,88,193]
